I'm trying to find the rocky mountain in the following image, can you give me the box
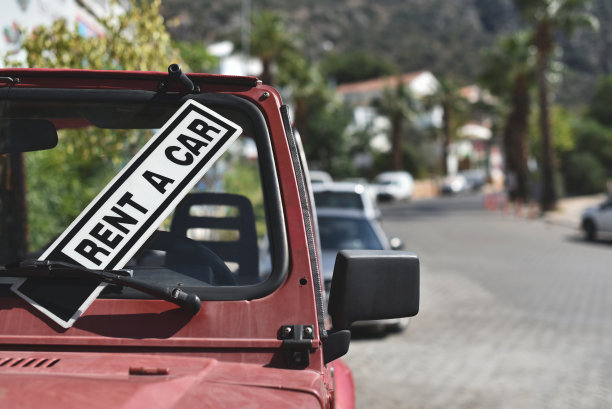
[161,0,612,107]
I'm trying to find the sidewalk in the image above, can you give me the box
[543,193,607,228]
[483,190,607,229]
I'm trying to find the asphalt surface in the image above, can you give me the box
[342,194,612,409]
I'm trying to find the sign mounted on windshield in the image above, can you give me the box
[11,99,243,328]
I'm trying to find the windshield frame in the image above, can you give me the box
[0,87,288,302]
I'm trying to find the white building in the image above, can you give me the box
[207,41,262,76]
[336,71,441,154]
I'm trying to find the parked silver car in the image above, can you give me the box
[317,208,408,332]
[313,181,381,220]
[581,196,612,241]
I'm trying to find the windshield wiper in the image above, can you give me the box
[1,260,201,314]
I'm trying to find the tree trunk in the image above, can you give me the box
[535,21,557,211]
[261,57,273,85]
[441,102,451,175]
[504,72,530,202]
[391,114,403,170]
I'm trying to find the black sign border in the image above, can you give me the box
[48,102,241,267]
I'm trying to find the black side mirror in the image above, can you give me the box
[328,250,419,331]
[0,119,58,154]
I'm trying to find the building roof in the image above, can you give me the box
[336,72,425,95]
[335,71,438,106]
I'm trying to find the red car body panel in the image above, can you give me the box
[0,352,326,409]
[0,68,357,409]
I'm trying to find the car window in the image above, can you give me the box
[318,216,383,250]
[0,90,285,301]
[314,191,364,210]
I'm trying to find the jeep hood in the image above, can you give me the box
[0,352,324,409]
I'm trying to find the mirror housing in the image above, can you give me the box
[328,250,419,331]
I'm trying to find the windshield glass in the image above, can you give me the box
[0,90,284,301]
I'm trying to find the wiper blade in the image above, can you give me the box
[1,260,201,314]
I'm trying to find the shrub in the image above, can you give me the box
[562,152,607,195]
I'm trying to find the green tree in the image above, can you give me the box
[320,51,397,85]
[560,116,609,195]
[589,74,612,127]
[249,11,300,86]
[175,41,218,74]
[530,105,576,197]
[246,11,356,177]
[373,79,420,171]
[566,117,612,186]
[480,31,535,201]
[425,77,470,175]
[0,0,184,260]
[513,0,597,210]
[289,61,355,177]
[23,0,181,70]
[302,99,355,177]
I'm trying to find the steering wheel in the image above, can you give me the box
[144,231,237,286]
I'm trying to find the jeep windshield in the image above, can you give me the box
[0,88,287,308]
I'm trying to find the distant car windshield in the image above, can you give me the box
[318,216,383,250]
[377,180,398,186]
[314,191,364,211]
[0,88,286,302]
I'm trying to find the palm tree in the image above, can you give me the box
[374,78,419,171]
[425,77,469,175]
[249,11,299,86]
[480,32,535,202]
[513,0,597,211]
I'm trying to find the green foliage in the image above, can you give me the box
[175,41,218,73]
[249,11,302,86]
[320,51,397,85]
[244,10,359,178]
[569,117,612,176]
[424,76,471,175]
[302,100,355,178]
[373,80,421,171]
[371,143,430,179]
[25,130,137,250]
[222,159,267,238]
[479,31,535,98]
[562,151,606,195]
[6,0,182,251]
[530,105,576,160]
[22,0,182,70]
[589,74,612,127]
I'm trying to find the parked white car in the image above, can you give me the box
[312,181,381,220]
[441,173,469,195]
[309,170,333,185]
[581,196,612,241]
[374,171,414,202]
[317,208,408,332]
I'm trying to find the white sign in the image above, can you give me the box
[12,99,243,328]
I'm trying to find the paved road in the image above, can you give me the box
[343,194,612,409]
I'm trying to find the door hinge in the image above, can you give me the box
[279,324,315,368]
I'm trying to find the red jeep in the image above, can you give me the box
[0,66,419,409]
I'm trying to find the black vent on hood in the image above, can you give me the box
[0,357,60,368]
